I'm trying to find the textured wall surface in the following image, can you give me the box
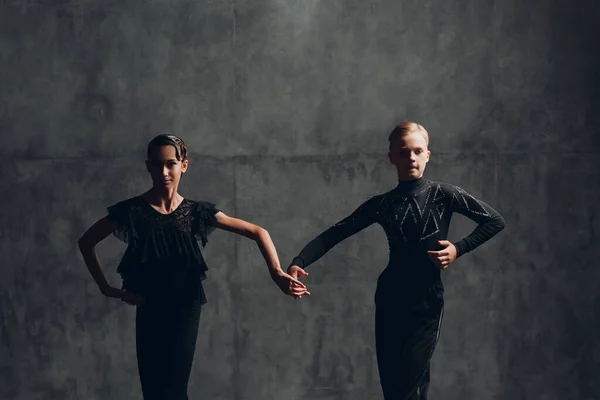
[1,0,599,399]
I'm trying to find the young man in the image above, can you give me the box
[288,122,505,399]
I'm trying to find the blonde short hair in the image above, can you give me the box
[388,121,429,150]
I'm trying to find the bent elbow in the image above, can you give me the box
[496,215,506,232]
[254,227,269,241]
[77,236,94,251]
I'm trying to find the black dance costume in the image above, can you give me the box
[290,177,505,399]
[106,196,220,400]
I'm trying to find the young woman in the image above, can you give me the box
[78,134,309,400]
[287,122,506,399]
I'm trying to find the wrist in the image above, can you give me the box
[290,257,305,269]
[453,240,466,257]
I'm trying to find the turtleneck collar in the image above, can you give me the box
[395,176,427,194]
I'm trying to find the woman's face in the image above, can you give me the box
[145,145,188,189]
[388,132,430,181]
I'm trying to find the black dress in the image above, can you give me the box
[290,177,505,399]
[106,196,220,400]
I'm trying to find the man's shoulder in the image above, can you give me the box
[426,179,460,192]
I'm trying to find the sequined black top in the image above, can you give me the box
[106,196,220,305]
[290,177,505,296]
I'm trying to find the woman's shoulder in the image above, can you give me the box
[185,198,217,207]
[113,194,144,205]
[105,196,145,229]
[187,199,221,215]
[108,195,142,209]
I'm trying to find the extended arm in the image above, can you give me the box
[213,212,309,297]
[290,197,378,269]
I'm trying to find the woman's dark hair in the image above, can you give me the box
[147,134,188,161]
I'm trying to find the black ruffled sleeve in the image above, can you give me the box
[106,201,132,244]
[194,201,221,247]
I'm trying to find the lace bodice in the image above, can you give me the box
[105,196,221,305]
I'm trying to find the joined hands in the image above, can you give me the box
[271,268,310,299]
[286,265,310,299]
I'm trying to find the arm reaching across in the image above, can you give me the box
[213,212,310,298]
[287,196,380,295]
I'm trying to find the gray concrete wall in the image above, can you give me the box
[1,0,598,399]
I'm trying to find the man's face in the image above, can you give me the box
[388,132,430,181]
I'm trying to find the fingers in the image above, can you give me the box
[291,285,309,293]
[279,270,313,298]
[428,252,450,262]
[428,250,450,257]
[288,265,308,274]
[292,290,311,299]
[427,253,451,270]
[287,281,311,298]
[288,281,309,293]
[291,287,310,296]
[298,269,309,277]
[279,273,306,288]
[289,267,309,279]
[282,279,309,297]
[288,276,307,288]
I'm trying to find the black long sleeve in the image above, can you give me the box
[447,185,506,257]
[290,197,379,269]
[289,178,505,276]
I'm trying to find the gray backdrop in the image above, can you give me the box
[1,0,598,399]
